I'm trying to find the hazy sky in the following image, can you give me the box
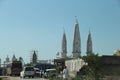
[0,0,120,63]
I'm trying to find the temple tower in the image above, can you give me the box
[61,31,67,58]
[12,54,17,61]
[31,50,38,64]
[72,19,81,58]
[86,31,93,55]
[6,55,10,62]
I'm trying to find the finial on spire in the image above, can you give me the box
[75,16,78,24]
[7,55,9,58]
[63,27,65,34]
[89,27,90,34]
[88,27,92,35]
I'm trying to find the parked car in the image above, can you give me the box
[43,69,57,78]
[34,68,40,77]
[40,70,44,78]
[20,66,35,78]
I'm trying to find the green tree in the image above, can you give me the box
[25,63,32,66]
[82,53,104,80]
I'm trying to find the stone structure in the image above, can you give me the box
[65,58,87,77]
[57,19,94,59]
[6,55,10,63]
[86,31,93,55]
[61,31,67,58]
[31,50,38,64]
[114,50,120,56]
[72,19,81,58]
[12,54,17,61]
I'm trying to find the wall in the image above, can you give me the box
[65,58,87,77]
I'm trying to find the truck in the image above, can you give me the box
[6,61,22,76]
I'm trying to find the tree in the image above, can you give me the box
[25,63,32,66]
[82,53,104,80]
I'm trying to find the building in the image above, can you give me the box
[65,58,87,77]
[12,54,17,61]
[31,50,38,65]
[61,31,67,58]
[58,19,93,59]
[72,19,81,58]
[54,19,94,77]
[114,50,120,56]
[86,31,93,55]
[6,55,10,63]
[55,18,93,66]
[38,59,54,64]
[97,55,120,76]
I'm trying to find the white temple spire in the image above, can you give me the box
[61,29,67,58]
[72,19,81,58]
[86,31,93,55]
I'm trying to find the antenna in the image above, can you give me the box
[63,27,65,33]
[89,27,90,33]
[75,16,78,24]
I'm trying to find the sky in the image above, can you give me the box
[0,0,120,63]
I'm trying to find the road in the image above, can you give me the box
[2,76,49,80]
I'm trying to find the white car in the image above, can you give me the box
[34,68,41,77]
[44,69,57,78]
[20,66,35,78]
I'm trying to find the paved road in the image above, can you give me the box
[2,76,49,80]
[13,77,48,80]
